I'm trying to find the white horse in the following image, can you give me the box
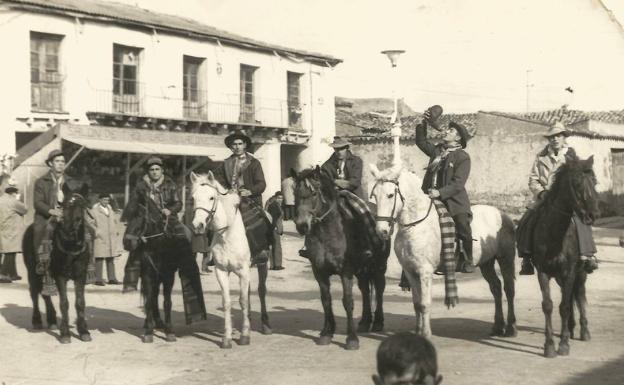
[190,171,251,349]
[370,165,517,338]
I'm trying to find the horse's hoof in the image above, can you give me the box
[239,336,250,346]
[490,325,505,337]
[80,334,92,342]
[221,338,232,349]
[48,323,58,331]
[504,326,518,338]
[317,335,332,346]
[580,329,591,341]
[345,338,360,350]
[557,344,570,356]
[357,323,371,333]
[142,334,154,343]
[544,344,557,358]
[261,324,273,335]
[60,335,71,344]
[165,334,177,342]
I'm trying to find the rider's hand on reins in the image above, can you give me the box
[428,189,441,199]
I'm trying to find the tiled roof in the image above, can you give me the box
[484,108,624,126]
[336,110,477,141]
[4,0,341,65]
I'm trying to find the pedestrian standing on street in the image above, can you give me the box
[281,171,296,221]
[0,183,27,283]
[265,191,285,271]
[91,193,121,286]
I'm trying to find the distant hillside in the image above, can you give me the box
[335,97,417,116]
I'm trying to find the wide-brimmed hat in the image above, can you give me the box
[224,130,252,148]
[146,156,163,168]
[449,121,470,149]
[543,122,570,138]
[329,136,351,149]
[426,105,443,129]
[45,149,65,166]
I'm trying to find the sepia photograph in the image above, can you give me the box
[0,0,623,384]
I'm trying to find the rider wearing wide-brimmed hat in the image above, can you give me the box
[213,129,270,265]
[416,105,475,273]
[517,121,598,275]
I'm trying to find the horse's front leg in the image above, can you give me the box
[29,277,43,329]
[313,269,335,345]
[215,267,233,349]
[42,295,57,330]
[74,277,91,342]
[141,272,156,343]
[420,270,434,338]
[574,271,590,341]
[405,270,423,335]
[537,271,556,357]
[163,273,176,342]
[558,273,576,356]
[55,276,71,344]
[341,274,359,350]
[256,262,272,334]
[372,269,386,332]
[238,265,252,346]
[355,273,372,333]
[500,257,517,337]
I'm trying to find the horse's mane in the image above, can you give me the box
[297,167,337,200]
[191,173,240,215]
[547,159,594,204]
[372,166,430,221]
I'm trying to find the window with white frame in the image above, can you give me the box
[240,64,257,123]
[183,55,206,119]
[30,32,64,112]
[113,44,142,114]
[287,71,303,127]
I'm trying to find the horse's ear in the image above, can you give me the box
[289,168,297,179]
[190,171,198,184]
[370,163,380,179]
[586,155,594,168]
[207,171,215,182]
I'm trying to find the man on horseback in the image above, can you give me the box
[122,156,187,291]
[517,122,599,275]
[416,105,475,273]
[213,129,270,265]
[33,150,73,294]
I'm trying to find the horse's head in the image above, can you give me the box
[551,156,600,225]
[61,192,88,234]
[190,171,231,234]
[293,166,336,235]
[370,164,404,239]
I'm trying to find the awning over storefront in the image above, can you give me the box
[59,123,231,160]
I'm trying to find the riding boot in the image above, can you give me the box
[460,240,475,273]
[519,257,535,275]
[581,255,599,274]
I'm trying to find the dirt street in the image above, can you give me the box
[0,222,623,385]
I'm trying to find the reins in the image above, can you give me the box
[372,178,434,231]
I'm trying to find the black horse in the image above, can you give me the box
[124,198,206,343]
[23,192,93,343]
[529,156,600,358]
[294,167,389,349]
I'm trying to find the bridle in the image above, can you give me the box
[192,182,231,234]
[301,177,335,223]
[371,179,434,233]
[55,193,88,256]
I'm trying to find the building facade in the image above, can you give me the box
[0,0,341,214]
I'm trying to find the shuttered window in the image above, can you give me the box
[30,32,64,112]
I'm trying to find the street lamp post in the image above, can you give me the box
[381,50,405,167]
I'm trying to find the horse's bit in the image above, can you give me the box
[303,178,335,223]
[193,183,230,234]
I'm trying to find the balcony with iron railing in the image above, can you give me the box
[90,83,301,130]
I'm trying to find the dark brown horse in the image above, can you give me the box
[529,156,599,358]
[124,198,206,343]
[294,167,389,349]
[23,192,92,343]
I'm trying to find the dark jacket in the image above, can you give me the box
[214,153,266,205]
[33,171,72,227]
[321,150,365,200]
[128,175,182,216]
[415,122,472,216]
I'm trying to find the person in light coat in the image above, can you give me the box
[91,193,121,285]
[0,185,27,283]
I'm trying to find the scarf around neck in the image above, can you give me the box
[427,144,461,173]
[143,174,165,207]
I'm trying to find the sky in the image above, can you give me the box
[116,0,624,113]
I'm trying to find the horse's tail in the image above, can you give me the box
[497,212,517,278]
[22,224,42,293]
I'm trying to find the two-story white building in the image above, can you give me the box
[0,0,341,215]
